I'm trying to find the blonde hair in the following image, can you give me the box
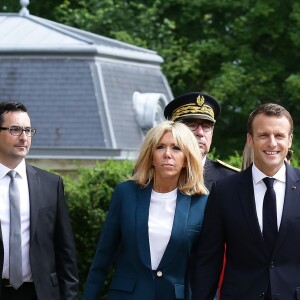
[130,121,207,195]
[241,142,254,170]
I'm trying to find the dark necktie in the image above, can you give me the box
[262,177,278,255]
[7,170,23,289]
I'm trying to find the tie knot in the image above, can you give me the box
[263,177,275,188]
[7,170,17,179]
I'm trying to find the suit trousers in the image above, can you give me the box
[1,280,37,300]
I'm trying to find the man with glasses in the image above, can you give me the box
[164,92,239,192]
[164,92,238,300]
[0,102,78,299]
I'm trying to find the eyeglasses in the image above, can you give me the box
[0,126,37,137]
[184,121,214,132]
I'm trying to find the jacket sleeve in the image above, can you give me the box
[190,183,225,300]
[55,176,79,300]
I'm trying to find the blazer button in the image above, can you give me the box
[156,271,163,277]
[270,261,275,268]
[259,293,265,298]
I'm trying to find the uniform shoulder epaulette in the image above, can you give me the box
[216,159,241,172]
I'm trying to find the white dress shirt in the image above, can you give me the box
[0,160,32,281]
[252,163,286,231]
[148,188,177,270]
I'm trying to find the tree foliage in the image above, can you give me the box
[2,0,300,158]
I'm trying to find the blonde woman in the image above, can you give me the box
[83,121,208,300]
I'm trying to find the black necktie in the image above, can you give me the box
[262,177,278,255]
[7,170,23,289]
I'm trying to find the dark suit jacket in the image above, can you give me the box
[191,163,300,300]
[204,158,238,192]
[82,181,208,300]
[0,164,79,299]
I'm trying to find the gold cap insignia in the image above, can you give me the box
[164,92,220,123]
[196,95,205,107]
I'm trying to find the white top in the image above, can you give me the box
[252,163,286,231]
[0,160,32,281]
[148,188,177,270]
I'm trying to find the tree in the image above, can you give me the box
[3,0,300,158]
[1,0,64,20]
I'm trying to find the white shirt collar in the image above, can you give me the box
[252,162,286,184]
[14,159,27,179]
[0,159,27,179]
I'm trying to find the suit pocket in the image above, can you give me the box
[186,225,201,233]
[187,225,202,241]
[50,272,58,287]
[109,276,136,292]
[174,284,184,299]
[38,204,56,214]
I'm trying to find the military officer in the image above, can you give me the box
[164,92,239,191]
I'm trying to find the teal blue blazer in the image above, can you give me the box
[82,180,207,300]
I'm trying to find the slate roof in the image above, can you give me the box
[0,11,173,160]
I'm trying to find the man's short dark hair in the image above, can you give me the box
[0,102,27,126]
[247,103,293,136]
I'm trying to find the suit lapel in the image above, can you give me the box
[204,158,215,189]
[274,164,300,254]
[238,167,266,251]
[158,191,191,269]
[136,184,152,269]
[26,165,39,242]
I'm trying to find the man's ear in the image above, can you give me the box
[288,133,293,148]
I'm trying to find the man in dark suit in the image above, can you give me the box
[0,102,78,299]
[191,103,299,299]
[164,92,239,192]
